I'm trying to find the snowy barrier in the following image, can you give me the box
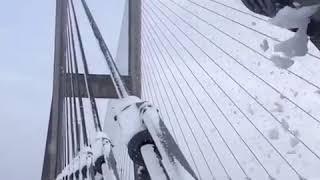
[112,96,198,180]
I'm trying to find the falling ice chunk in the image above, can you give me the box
[268,128,279,140]
[270,5,320,57]
[270,55,294,69]
[260,39,269,52]
[269,5,320,65]
[273,28,309,57]
[269,5,320,30]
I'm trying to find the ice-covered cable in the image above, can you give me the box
[69,0,102,132]
[66,17,81,153]
[79,0,129,99]
[67,4,89,147]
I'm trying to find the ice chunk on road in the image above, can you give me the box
[273,28,309,57]
[281,119,290,131]
[260,39,269,52]
[270,55,294,69]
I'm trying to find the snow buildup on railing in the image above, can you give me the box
[92,132,120,180]
[79,146,93,177]
[268,4,320,69]
[111,96,146,145]
[64,164,71,177]
[92,132,111,163]
[69,159,76,176]
[72,155,80,174]
[79,146,93,170]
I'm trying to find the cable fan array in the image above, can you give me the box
[56,0,117,179]
[141,0,320,180]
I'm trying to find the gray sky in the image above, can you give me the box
[0,0,125,179]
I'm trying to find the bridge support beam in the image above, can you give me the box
[65,74,132,99]
[129,0,142,98]
[41,0,67,180]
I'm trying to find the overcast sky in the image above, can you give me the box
[0,0,125,179]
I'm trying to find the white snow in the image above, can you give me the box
[91,130,117,180]
[141,144,168,180]
[268,128,280,140]
[103,98,135,180]
[110,96,146,145]
[270,5,319,30]
[260,39,269,52]
[72,156,80,173]
[80,148,89,169]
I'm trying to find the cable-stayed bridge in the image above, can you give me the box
[42,0,320,180]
